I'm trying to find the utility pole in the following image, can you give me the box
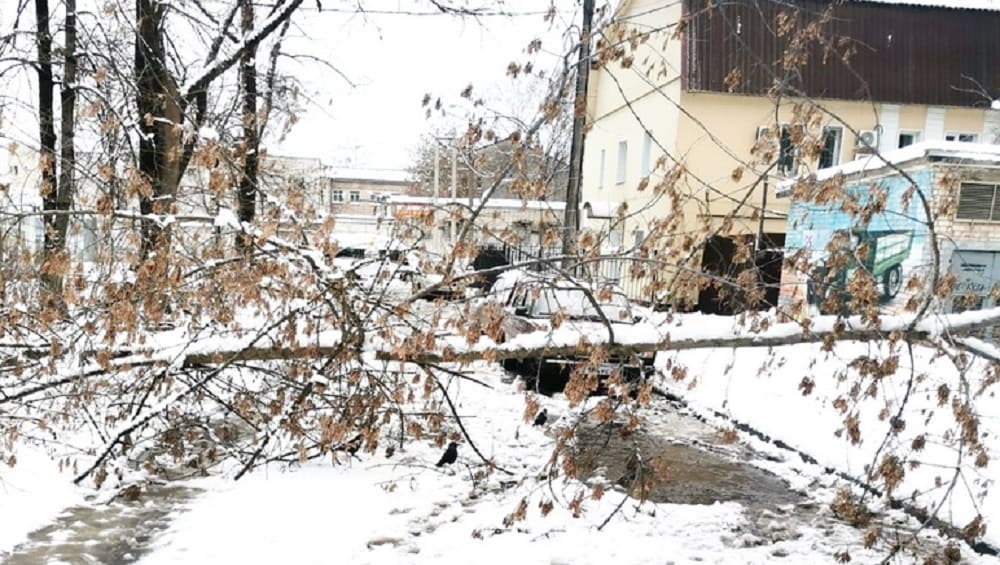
[561,0,595,269]
[433,142,440,201]
[450,142,458,241]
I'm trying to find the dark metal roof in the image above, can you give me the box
[855,0,1000,12]
[682,0,1000,107]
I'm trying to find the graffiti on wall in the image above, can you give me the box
[780,170,932,314]
[805,229,913,308]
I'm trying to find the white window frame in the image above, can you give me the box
[349,190,361,202]
[633,229,645,248]
[897,130,921,148]
[945,132,979,143]
[331,189,344,202]
[608,228,623,248]
[616,140,628,185]
[640,131,652,177]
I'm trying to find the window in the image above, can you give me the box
[757,125,798,176]
[598,148,606,189]
[945,132,978,143]
[349,190,360,202]
[634,229,645,248]
[778,126,797,176]
[640,132,652,177]
[956,183,1000,221]
[616,140,628,184]
[898,131,921,148]
[608,229,622,248]
[332,189,344,202]
[818,126,842,169]
[81,217,97,262]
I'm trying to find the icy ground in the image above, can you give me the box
[3,358,996,564]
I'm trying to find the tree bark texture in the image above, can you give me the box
[34,0,61,299]
[135,0,183,257]
[54,0,78,273]
[237,0,259,251]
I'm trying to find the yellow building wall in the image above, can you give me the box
[897,104,927,134]
[581,0,682,243]
[673,92,894,236]
[943,107,986,138]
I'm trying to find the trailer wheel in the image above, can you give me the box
[883,265,903,299]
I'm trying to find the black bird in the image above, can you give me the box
[533,409,548,427]
[436,442,458,467]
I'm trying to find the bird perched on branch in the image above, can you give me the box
[436,442,458,467]
[533,409,548,427]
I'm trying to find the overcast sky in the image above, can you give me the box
[268,0,579,171]
[0,0,579,175]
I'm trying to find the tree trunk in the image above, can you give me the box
[135,0,183,258]
[34,0,61,302]
[236,0,259,252]
[54,0,78,275]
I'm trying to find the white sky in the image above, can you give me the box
[268,0,579,170]
[0,0,579,174]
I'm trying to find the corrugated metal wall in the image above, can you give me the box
[683,0,1000,107]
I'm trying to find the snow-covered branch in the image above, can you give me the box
[376,307,1000,364]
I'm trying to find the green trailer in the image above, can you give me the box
[807,229,913,309]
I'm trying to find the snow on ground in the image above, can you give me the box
[129,361,993,564]
[0,445,85,554]
[655,313,1000,547]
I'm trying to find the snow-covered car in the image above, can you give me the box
[493,273,655,395]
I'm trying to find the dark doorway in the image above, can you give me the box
[472,246,510,289]
[697,234,785,315]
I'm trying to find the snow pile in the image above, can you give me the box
[213,207,240,230]
[0,446,85,554]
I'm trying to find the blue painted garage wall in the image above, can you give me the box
[780,168,933,312]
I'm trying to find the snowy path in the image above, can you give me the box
[1,484,200,565]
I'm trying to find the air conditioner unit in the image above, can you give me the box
[856,129,880,149]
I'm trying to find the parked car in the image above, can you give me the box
[492,272,655,395]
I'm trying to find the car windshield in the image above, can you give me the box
[528,287,634,322]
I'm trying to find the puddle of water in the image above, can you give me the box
[572,423,802,507]
[2,484,200,565]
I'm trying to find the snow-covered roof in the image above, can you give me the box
[582,201,623,219]
[323,168,412,184]
[858,0,1000,11]
[776,141,1000,195]
[388,195,567,211]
